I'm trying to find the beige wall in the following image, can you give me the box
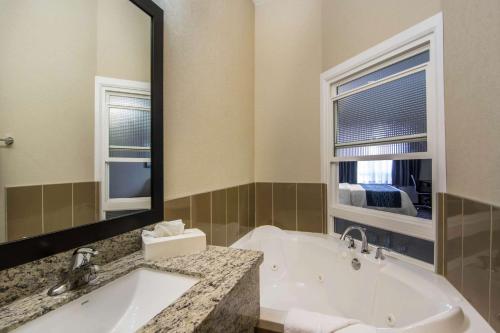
[321,0,442,71]
[254,0,322,182]
[0,0,97,186]
[254,0,500,206]
[96,0,151,82]
[442,0,500,205]
[163,0,255,200]
[253,0,440,183]
[0,0,98,242]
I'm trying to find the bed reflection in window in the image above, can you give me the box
[338,159,432,220]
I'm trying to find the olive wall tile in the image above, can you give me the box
[256,183,272,226]
[238,184,250,237]
[165,196,191,227]
[192,192,212,244]
[462,199,491,320]
[227,187,239,245]
[273,183,296,231]
[94,182,101,221]
[73,182,97,227]
[322,183,328,234]
[249,183,255,230]
[491,206,500,331]
[43,184,72,233]
[168,182,326,248]
[211,189,227,246]
[6,186,43,241]
[297,183,322,233]
[444,194,463,291]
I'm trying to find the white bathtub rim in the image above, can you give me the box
[234,226,434,271]
[257,306,464,333]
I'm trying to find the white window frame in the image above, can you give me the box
[320,13,446,244]
[94,76,151,219]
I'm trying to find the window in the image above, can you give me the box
[357,160,392,184]
[95,77,151,219]
[334,50,428,158]
[321,14,445,242]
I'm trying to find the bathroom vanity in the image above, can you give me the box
[0,246,262,332]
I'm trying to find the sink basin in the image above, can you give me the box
[14,268,198,333]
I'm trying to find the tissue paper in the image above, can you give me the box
[142,220,185,238]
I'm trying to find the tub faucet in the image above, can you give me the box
[340,226,370,254]
[48,247,99,296]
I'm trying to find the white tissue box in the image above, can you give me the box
[142,228,206,261]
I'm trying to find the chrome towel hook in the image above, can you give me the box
[0,137,14,146]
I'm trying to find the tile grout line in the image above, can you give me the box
[4,188,8,240]
[254,183,256,228]
[325,184,328,234]
[488,205,493,323]
[247,184,250,231]
[94,183,96,221]
[253,183,255,228]
[189,195,193,229]
[210,192,213,245]
[237,186,240,240]
[295,183,298,231]
[321,184,324,234]
[71,183,74,227]
[41,185,44,233]
[442,194,445,276]
[460,198,464,292]
[225,189,228,247]
[250,183,253,229]
[271,183,274,226]
[96,182,99,222]
[94,183,96,222]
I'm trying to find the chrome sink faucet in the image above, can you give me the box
[340,226,370,254]
[48,247,99,296]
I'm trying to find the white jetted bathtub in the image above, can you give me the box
[231,226,493,333]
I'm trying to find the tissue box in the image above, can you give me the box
[142,228,206,261]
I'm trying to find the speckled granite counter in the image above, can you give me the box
[0,246,263,333]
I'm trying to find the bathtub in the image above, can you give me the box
[231,226,493,333]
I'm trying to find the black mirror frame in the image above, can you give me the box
[0,0,164,271]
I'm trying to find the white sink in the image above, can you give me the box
[14,268,198,333]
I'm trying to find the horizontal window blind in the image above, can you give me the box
[337,50,429,94]
[335,69,427,157]
[108,93,151,158]
[109,95,150,109]
[336,141,427,158]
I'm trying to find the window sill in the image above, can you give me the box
[329,204,434,241]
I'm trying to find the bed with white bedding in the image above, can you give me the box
[339,183,418,216]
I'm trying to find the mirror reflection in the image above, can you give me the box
[0,0,152,243]
[338,159,432,220]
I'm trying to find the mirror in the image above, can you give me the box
[338,159,432,220]
[0,0,154,245]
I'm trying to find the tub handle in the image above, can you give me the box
[375,246,391,260]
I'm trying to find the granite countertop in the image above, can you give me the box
[0,246,263,332]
